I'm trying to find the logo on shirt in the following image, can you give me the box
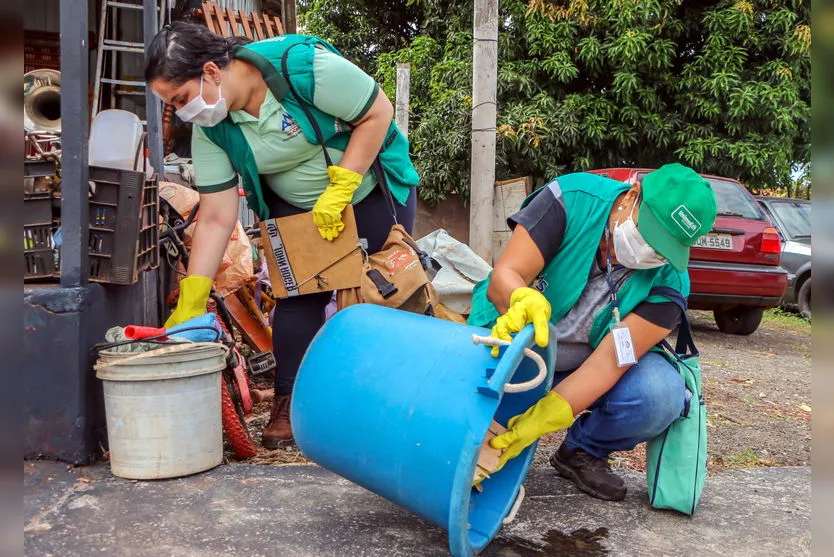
[281,113,302,139]
[533,275,549,292]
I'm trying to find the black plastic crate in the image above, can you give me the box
[24,193,57,281]
[24,223,57,280]
[24,223,54,250]
[88,166,159,285]
[25,249,57,279]
[24,192,53,226]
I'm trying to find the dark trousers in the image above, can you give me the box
[265,185,417,395]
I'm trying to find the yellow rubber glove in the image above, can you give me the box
[165,275,213,329]
[490,287,551,357]
[490,391,574,471]
[312,165,363,241]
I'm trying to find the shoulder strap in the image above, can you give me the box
[280,43,334,168]
[652,285,699,358]
[279,44,399,225]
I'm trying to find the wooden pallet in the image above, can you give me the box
[473,420,507,488]
[198,1,284,40]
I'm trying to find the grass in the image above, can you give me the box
[723,448,762,467]
[762,308,811,333]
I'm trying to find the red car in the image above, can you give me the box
[589,168,787,335]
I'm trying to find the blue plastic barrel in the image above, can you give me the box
[292,304,556,556]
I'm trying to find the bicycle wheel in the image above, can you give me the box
[221,375,258,459]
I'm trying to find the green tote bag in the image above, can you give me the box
[646,312,707,515]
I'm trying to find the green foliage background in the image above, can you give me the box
[300,0,810,203]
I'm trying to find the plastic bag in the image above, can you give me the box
[159,181,254,296]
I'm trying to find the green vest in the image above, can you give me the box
[468,172,690,349]
[200,34,419,220]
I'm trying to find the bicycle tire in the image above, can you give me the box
[230,347,253,414]
[221,379,258,459]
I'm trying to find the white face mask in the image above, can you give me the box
[612,202,668,269]
[175,76,228,127]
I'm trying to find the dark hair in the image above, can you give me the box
[144,21,252,85]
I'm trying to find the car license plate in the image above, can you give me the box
[694,233,733,250]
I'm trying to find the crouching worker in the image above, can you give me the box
[468,164,717,501]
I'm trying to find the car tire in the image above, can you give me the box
[798,279,811,321]
[713,307,764,335]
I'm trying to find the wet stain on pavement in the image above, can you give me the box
[489,527,610,556]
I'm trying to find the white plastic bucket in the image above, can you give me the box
[95,343,228,480]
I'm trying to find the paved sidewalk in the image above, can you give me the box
[24,461,810,556]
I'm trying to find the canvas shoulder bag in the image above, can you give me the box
[334,158,441,317]
[646,311,707,515]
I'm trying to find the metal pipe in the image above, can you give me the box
[144,0,164,175]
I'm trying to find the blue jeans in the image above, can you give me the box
[558,351,686,458]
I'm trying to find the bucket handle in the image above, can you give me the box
[471,334,547,393]
[95,342,229,369]
[503,485,525,524]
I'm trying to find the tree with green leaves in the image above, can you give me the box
[301,0,810,204]
[297,0,426,70]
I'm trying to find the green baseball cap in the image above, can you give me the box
[638,163,718,272]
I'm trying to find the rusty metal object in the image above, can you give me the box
[225,289,272,354]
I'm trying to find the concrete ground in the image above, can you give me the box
[24,461,810,557]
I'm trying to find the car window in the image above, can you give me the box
[770,201,811,238]
[637,173,763,219]
[704,178,764,219]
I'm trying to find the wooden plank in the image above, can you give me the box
[226,7,240,36]
[492,176,529,261]
[473,420,506,485]
[251,11,265,40]
[239,10,254,40]
[213,3,230,37]
[273,15,285,35]
[263,13,275,37]
[497,175,533,195]
[200,3,216,34]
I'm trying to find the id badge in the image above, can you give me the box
[611,322,637,367]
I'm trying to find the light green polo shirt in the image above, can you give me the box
[191,47,378,209]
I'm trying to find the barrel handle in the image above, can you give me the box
[471,335,547,393]
[503,485,525,524]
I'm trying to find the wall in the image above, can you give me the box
[215,0,263,11]
[24,0,60,32]
[413,197,470,245]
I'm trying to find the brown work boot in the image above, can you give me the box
[550,443,626,501]
[261,394,293,449]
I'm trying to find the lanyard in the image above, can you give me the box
[604,226,622,323]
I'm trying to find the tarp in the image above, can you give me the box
[415,229,493,315]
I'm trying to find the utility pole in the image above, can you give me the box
[282,0,297,33]
[469,0,498,263]
[395,63,410,139]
